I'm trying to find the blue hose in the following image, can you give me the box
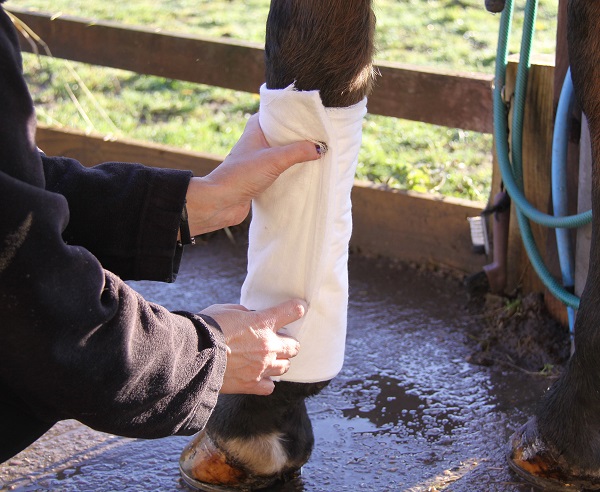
[552,69,576,329]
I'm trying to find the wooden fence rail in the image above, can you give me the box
[10,7,494,134]
[10,7,492,275]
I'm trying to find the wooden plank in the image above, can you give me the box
[504,58,569,322]
[36,126,222,177]
[36,125,486,274]
[9,7,493,134]
[370,63,493,134]
[10,8,266,95]
[492,60,524,295]
[350,183,486,274]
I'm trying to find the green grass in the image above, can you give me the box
[15,0,558,201]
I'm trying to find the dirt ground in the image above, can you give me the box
[466,290,570,375]
[0,231,571,492]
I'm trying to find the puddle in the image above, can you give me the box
[339,377,458,440]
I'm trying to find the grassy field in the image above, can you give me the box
[14,0,559,201]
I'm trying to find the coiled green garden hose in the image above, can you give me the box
[493,0,591,309]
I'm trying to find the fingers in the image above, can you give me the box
[249,360,291,396]
[245,112,261,130]
[210,299,307,396]
[254,378,276,396]
[261,358,292,379]
[256,299,305,358]
[275,332,300,359]
[220,362,286,396]
[221,376,275,396]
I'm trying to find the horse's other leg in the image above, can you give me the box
[179,1,375,490]
[506,0,600,489]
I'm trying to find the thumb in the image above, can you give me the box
[267,141,321,174]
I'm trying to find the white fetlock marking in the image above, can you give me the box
[222,432,287,476]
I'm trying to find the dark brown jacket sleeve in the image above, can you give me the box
[41,154,191,282]
[0,3,227,440]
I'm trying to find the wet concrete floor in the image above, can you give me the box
[0,232,553,491]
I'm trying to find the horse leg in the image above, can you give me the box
[179,382,328,489]
[179,1,375,489]
[506,0,600,489]
[264,0,375,108]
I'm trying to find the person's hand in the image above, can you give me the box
[185,114,320,236]
[200,299,306,395]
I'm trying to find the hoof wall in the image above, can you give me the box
[179,430,299,491]
[507,418,600,491]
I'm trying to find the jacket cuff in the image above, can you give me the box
[173,312,228,434]
[135,169,192,282]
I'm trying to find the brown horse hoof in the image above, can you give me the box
[179,430,300,491]
[506,417,600,491]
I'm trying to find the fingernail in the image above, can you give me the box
[299,300,308,311]
[315,141,328,156]
[288,300,308,318]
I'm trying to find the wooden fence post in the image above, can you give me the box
[495,55,573,325]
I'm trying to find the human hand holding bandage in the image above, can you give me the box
[200,299,306,395]
[185,114,320,237]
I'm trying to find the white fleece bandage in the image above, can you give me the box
[240,84,367,383]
